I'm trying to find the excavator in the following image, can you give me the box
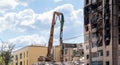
[38,11,64,62]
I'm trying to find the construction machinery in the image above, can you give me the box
[38,11,64,62]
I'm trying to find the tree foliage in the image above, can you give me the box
[0,56,4,65]
[0,40,15,65]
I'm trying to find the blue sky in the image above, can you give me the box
[0,0,84,49]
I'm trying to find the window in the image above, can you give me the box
[98,0,103,8]
[105,34,110,46]
[84,17,89,25]
[64,48,68,55]
[105,40,110,46]
[87,54,89,59]
[118,17,120,44]
[98,50,103,56]
[86,45,89,50]
[27,51,28,57]
[24,61,25,65]
[92,33,97,43]
[104,19,110,46]
[106,61,109,65]
[65,58,67,61]
[15,55,18,60]
[118,17,120,25]
[106,51,109,56]
[117,0,120,3]
[118,6,120,11]
[97,42,103,47]
[20,61,22,65]
[92,52,97,58]
[118,50,120,56]
[119,35,120,44]
[85,26,89,31]
[16,62,18,65]
[24,52,25,58]
[87,63,89,65]
[92,33,97,38]
[27,60,28,65]
[106,0,109,3]
[105,29,110,34]
[92,61,103,65]
[86,0,89,4]
[20,53,22,59]
[92,24,97,29]
[85,35,89,42]
[92,42,96,48]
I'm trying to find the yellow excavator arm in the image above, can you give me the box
[47,12,63,58]
[38,11,64,61]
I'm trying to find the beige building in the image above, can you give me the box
[13,45,47,65]
[13,45,62,65]
[53,45,61,62]
[84,0,120,65]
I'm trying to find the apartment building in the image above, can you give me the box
[84,0,120,65]
[62,43,77,62]
[62,43,84,62]
[63,48,73,62]
[72,43,84,62]
[13,45,47,65]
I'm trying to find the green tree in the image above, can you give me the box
[0,56,4,65]
[0,40,15,65]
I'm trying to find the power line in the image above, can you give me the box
[63,34,84,41]
[54,33,93,42]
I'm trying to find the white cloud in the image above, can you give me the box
[0,0,18,8]
[0,0,34,14]
[15,0,34,7]
[0,0,18,13]
[0,12,16,32]
[8,34,46,47]
[0,4,83,46]
[36,11,52,24]
[54,0,63,2]
[17,9,36,26]
[37,4,83,25]
[0,3,83,34]
[0,9,36,32]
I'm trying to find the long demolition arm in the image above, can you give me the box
[47,11,64,58]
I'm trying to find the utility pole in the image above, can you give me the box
[89,0,93,65]
[89,30,92,65]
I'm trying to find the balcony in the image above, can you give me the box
[92,56,103,61]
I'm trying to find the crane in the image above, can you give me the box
[38,11,64,62]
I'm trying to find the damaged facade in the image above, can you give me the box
[62,43,84,62]
[84,0,120,65]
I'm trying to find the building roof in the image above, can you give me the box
[13,45,46,53]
